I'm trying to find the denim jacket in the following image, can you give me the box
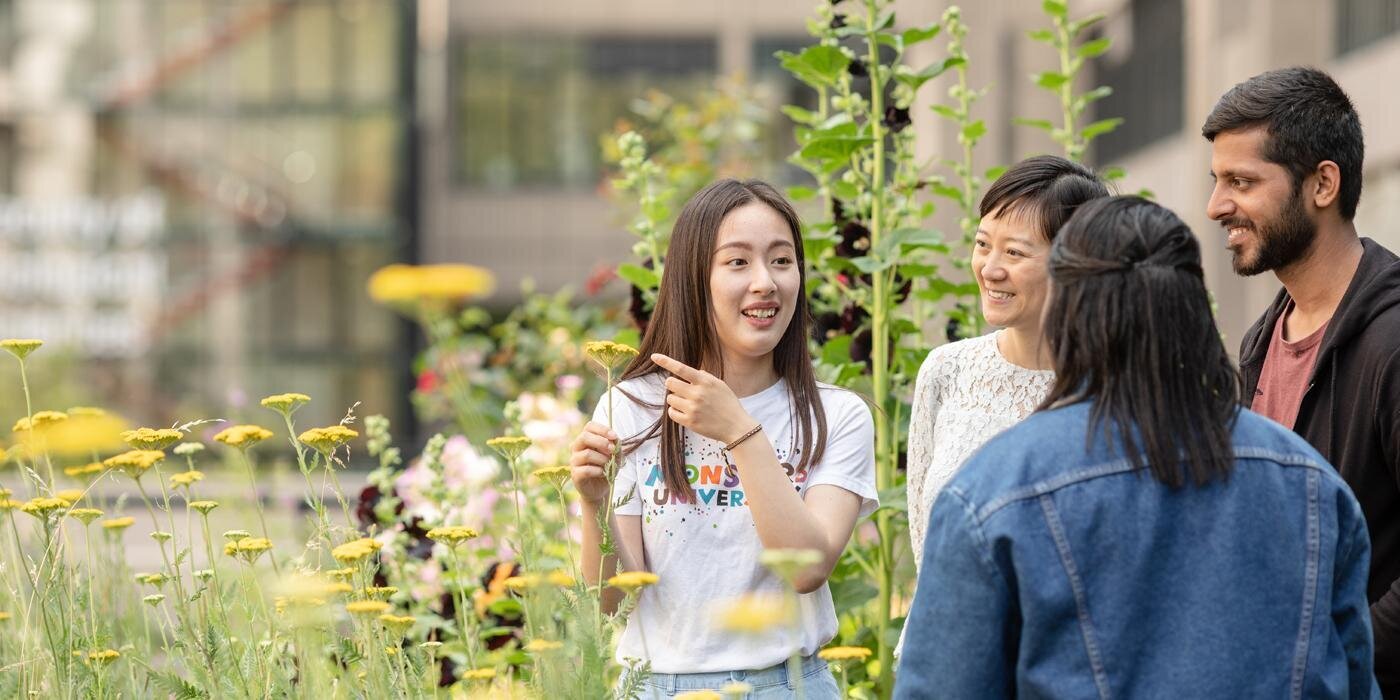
[896,403,1379,699]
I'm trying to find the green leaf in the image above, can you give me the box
[1075,85,1113,109]
[929,104,959,120]
[642,199,669,223]
[1026,28,1055,43]
[1076,37,1111,58]
[1135,187,1156,199]
[830,178,861,202]
[850,255,893,274]
[787,185,817,201]
[872,8,896,31]
[800,131,875,167]
[902,23,941,47]
[821,335,854,365]
[959,120,988,143]
[915,278,980,302]
[984,165,1009,180]
[1042,0,1068,18]
[930,182,963,201]
[897,57,966,90]
[1033,71,1070,90]
[1099,166,1126,180]
[780,104,819,125]
[616,263,659,290]
[778,45,851,89]
[1069,12,1106,35]
[829,576,880,616]
[1013,117,1055,133]
[1081,117,1123,140]
[614,327,641,350]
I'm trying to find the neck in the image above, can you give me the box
[1276,222,1363,316]
[709,350,780,397]
[998,324,1053,371]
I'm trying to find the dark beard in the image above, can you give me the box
[1229,191,1317,276]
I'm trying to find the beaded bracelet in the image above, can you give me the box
[723,424,764,452]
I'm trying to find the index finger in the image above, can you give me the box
[651,353,701,382]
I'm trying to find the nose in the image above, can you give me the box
[981,253,1008,282]
[750,262,778,294]
[1206,182,1233,222]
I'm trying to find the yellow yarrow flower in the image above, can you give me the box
[425,526,478,547]
[1,339,43,360]
[169,470,204,488]
[55,489,84,504]
[259,392,311,415]
[720,681,753,696]
[225,537,273,562]
[818,646,873,662]
[378,613,415,633]
[13,411,68,433]
[583,340,639,370]
[120,427,182,451]
[714,593,796,633]
[345,600,390,616]
[367,263,495,305]
[0,499,18,511]
[298,426,358,455]
[522,639,563,652]
[365,586,398,598]
[213,425,274,450]
[222,529,252,541]
[322,582,353,595]
[503,575,539,591]
[675,692,723,700]
[68,508,104,525]
[20,497,69,519]
[607,571,659,592]
[485,435,532,461]
[0,611,11,621]
[546,570,576,588]
[325,567,355,581]
[67,406,106,418]
[331,537,382,563]
[64,462,105,478]
[86,649,120,665]
[103,450,165,479]
[459,667,496,681]
[100,516,135,531]
[530,465,571,484]
[188,500,219,515]
[41,411,129,457]
[173,441,204,456]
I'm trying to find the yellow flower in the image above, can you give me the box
[63,462,105,478]
[322,582,353,595]
[213,425,274,450]
[19,497,69,519]
[384,646,399,656]
[486,436,532,461]
[150,531,173,543]
[378,613,415,633]
[172,442,204,456]
[818,646,873,662]
[503,575,539,591]
[0,611,11,621]
[40,412,129,457]
[86,649,120,665]
[0,488,9,498]
[188,500,219,515]
[222,529,252,541]
[522,639,563,652]
[68,508,104,525]
[55,489,84,504]
[136,572,169,586]
[675,692,722,700]
[720,681,753,696]
[546,570,576,588]
[1,339,43,360]
[67,406,106,418]
[13,411,68,433]
[758,548,823,587]
[331,537,382,563]
[326,567,355,581]
[714,593,796,634]
[0,499,19,511]
[367,263,495,304]
[225,537,273,562]
[100,516,135,531]
[298,426,358,455]
[425,526,479,547]
[459,667,496,681]
[345,600,390,616]
[103,450,165,479]
[143,594,165,606]
[365,586,398,598]
[606,571,659,592]
[169,470,204,488]
[583,340,639,371]
[259,392,311,415]
[120,427,183,451]
[530,465,572,484]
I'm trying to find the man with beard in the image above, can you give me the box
[1205,66,1400,695]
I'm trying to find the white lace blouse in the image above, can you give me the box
[905,331,1055,566]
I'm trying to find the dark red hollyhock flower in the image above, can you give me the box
[355,484,403,529]
[848,58,869,78]
[832,197,849,226]
[883,106,912,133]
[840,303,867,334]
[850,329,873,365]
[438,655,457,687]
[830,13,848,29]
[812,311,842,342]
[628,258,657,334]
[416,369,440,394]
[946,315,966,343]
[835,221,871,258]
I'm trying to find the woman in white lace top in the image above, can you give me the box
[906,156,1108,566]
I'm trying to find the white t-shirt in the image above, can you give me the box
[594,374,877,674]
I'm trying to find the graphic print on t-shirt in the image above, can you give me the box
[639,439,810,509]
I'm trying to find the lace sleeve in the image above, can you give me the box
[906,348,946,566]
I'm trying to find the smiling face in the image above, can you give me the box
[1207,127,1318,276]
[972,208,1052,331]
[707,201,801,370]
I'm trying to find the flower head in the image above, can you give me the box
[522,639,563,653]
[188,500,219,515]
[55,489,84,504]
[530,465,571,484]
[102,450,166,479]
[367,263,495,305]
[675,692,722,700]
[485,435,532,461]
[818,646,873,662]
[143,594,165,606]
[345,600,390,616]
[172,442,205,456]
[260,392,311,416]
[150,531,173,543]
[86,649,120,666]
[225,537,273,562]
[213,425,274,450]
[331,537,382,564]
[222,529,252,541]
[583,340,639,371]
[758,548,823,587]
[326,567,355,581]
[503,575,539,591]
[546,570,576,588]
[169,470,204,489]
[459,668,496,681]
[714,593,796,634]
[378,613,415,634]
[1,339,42,360]
[67,508,104,525]
[20,497,69,519]
[298,426,358,455]
[63,462,105,478]
[606,571,659,592]
[425,526,479,548]
[720,681,753,697]
[120,427,183,451]
[13,411,68,433]
[365,586,398,598]
[100,516,135,531]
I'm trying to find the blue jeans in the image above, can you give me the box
[622,654,841,699]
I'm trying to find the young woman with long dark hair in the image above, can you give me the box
[570,179,877,698]
[896,196,1378,697]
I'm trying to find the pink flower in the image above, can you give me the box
[440,436,499,491]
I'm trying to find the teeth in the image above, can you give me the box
[743,308,777,318]
[987,291,1014,300]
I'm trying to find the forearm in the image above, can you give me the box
[728,431,833,566]
[579,500,625,613]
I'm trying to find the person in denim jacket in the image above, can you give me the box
[896,196,1379,699]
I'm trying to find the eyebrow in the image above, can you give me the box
[975,229,1038,247]
[714,239,796,254]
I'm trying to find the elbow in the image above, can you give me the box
[792,568,832,594]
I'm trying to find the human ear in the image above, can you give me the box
[1311,160,1342,211]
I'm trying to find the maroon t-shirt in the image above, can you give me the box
[1251,302,1329,430]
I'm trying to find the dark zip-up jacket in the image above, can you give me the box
[1241,237,1400,696]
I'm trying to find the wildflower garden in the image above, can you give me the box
[0,1,1126,697]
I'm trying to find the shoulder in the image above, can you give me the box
[816,382,873,425]
[916,333,995,383]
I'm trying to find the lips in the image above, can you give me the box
[985,290,1015,301]
[742,307,777,319]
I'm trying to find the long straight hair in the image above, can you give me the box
[618,179,826,502]
[1039,196,1241,486]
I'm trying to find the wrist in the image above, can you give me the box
[724,419,763,451]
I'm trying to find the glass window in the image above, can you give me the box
[453,34,718,189]
[1337,0,1400,56]
[1091,0,1184,164]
